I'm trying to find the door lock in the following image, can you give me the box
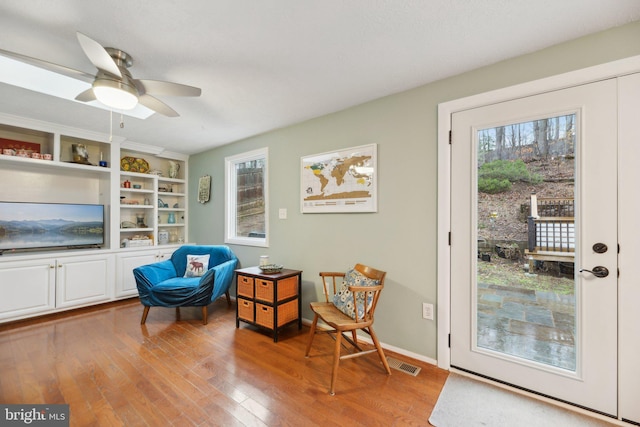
[579,266,609,278]
[592,243,608,254]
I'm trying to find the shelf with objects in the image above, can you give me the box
[120,143,188,246]
[119,171,156,249]
[157,176,186,245]
[0,119,114,176]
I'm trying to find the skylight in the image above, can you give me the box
[0,55,153,119]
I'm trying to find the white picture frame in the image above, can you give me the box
[300,143,377,213]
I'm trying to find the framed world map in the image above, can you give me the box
[300,143,377,213]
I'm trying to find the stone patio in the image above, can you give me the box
[477,282,576,371]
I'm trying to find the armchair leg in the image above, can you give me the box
[369,326,392,375]
[176,307,181,321]
[202,306,208,325]
[225,291,231,307]
[141,306,150,324]
[305,314,319,357]
[330,331,342,395]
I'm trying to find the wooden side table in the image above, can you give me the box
[235,267,303,342]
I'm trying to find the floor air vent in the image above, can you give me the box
[386,357,421,376]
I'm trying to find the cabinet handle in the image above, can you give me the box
[50,265,55,269]
[57,264,63,268]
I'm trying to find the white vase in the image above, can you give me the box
[168,161,180,179]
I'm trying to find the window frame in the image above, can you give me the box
[224,147,269,247]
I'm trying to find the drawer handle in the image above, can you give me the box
[259,282,269,287]
[242,301,250,307]
[261,307,268,312]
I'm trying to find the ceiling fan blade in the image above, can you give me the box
[76,32,122,78]
[138,94,179,117]
[136,79,201,97]
[75,89,96,102]
[0,48,95,83]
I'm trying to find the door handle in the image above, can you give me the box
[579,266,609,278]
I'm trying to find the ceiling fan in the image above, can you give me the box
[0,32,201,117]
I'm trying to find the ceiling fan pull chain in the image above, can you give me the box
[120,113,125,129]
[109,110,113,143]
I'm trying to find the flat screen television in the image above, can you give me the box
[0,201,105,253]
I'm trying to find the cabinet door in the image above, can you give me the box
[56,254,114,309]
[156,248,177,261]
[0,259,56,321]
[116,251,158,298]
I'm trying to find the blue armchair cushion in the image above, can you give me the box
[332,267,379,319]
[184,254,210,278]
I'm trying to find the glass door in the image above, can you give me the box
[450,79,618,416]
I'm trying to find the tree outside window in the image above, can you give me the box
[225,148,268,247]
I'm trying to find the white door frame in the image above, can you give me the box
[437,54,640,369]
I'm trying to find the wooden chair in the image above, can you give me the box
[305,263,391,395]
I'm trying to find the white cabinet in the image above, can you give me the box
[115,247,178,298]
[0,253,113,321]
[55,253,114,309]
[0,258,56,321]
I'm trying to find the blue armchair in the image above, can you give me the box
[133,245,238,324]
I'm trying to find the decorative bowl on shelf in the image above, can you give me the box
[120,156,149,173]
[259,264,284,274]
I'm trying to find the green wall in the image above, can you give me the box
[188,21,640,361]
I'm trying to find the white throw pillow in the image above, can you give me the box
[184,254,210,278]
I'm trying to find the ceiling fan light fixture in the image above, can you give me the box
[93,77,138,110]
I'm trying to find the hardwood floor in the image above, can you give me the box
[0,298,448,426]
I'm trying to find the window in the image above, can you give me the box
[225,148,268,247]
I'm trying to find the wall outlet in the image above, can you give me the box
[422,302,434,320]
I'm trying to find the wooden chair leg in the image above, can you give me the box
[202,306,208,325]
[141,306,150,324]
[330,330,343,395]
[305,314,319,357]
[368,326,391,375]
[225,291,231,307]
[175,307,181,321]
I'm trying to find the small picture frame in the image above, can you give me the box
[198,175,211,204]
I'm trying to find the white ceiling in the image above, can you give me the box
[1,1,639,155]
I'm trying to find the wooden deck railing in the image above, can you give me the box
[525,193,575,264]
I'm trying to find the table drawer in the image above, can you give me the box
[255,300,298,329]
[255,276,298,303]
[238,299,254,322]
[237,275,254,298]
[255,279,274,302]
